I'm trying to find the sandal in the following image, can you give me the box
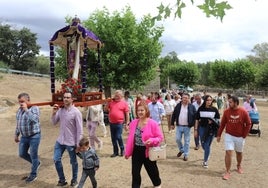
[237,166,243,174]
[222,172,230,180]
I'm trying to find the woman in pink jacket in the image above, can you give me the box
[125,100,163,188]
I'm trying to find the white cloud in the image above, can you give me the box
[1,0,268,63]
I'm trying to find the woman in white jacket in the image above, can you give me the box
[86,104,103,150]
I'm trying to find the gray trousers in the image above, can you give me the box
[78,169,97,188]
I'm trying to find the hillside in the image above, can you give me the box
[0,73,56,109]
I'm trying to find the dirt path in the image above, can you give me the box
[0,73,267,188]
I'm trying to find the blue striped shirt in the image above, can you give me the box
[15,106,41,137]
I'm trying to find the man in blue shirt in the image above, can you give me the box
[148,93,165,125]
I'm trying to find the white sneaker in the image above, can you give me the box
[98,141,103,150]
[202,161,208,168]
[154,185,161,188]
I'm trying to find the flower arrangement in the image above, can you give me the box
[57,78,82,95]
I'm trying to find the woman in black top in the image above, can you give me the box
[194,95,220,168]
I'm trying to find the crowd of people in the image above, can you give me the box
[14,89,257,187]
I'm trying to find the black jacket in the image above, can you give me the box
[171,102,196,127]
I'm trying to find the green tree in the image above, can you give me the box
[247,42,268,64]
[159,51,180,88]
[0,23,40,71]
[83,7,164,97]
[153,0,232,23]
[28,55,50,74]
[227,59,255,90]
[54,48,68,82]
[169,61,200,87]
[211,59,255,90]
[197,62,214,87]
[0,24,14,65]
[256,62,268,89]
[210,60,231,87]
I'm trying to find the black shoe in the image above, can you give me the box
[183,156,188,161]
[57,180,68,186]
[25,176,37,183]
[70,180,78,187]
[110,153,119,158]
[177,151,183,158]
[120,151,125,157]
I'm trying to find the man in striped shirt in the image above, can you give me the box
[15,92,41,183]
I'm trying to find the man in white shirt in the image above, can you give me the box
[171,93,196,161]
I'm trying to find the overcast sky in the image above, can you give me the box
[1,0,267,63]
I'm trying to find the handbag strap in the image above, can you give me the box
[159,122,166,144]
[156,104,166,144]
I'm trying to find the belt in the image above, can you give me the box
[29,132,41,137]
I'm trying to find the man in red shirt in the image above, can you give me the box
[107,90,129,157]
[217,96,251,180]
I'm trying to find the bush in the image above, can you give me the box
[0,61,9,68]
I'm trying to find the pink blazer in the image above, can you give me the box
[125,118,164,158]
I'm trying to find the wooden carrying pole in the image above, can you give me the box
[28,98,111,107]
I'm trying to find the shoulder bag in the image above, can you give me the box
[148,122,167,161]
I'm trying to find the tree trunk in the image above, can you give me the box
[104,86,112,98]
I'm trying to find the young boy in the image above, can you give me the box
[77,136,99,188]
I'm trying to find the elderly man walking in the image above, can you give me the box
[107,90,130,157]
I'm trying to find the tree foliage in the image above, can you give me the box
[28,55,50,74]
[0,23,40,71]
[82,7,164,96]
[210,59,255,90]
[210,60,231,87]
[247,42,268,64]
[168,61,200,87]
[153,0,232,23]
[256,62,268,89]
[197,62,215,87]
[159,51,180,87]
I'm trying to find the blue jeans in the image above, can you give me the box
[19,133,41,177]
[53,141,78,183]
[199,126,214,162]
[110,123,124,155]
[176,126,191,157]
